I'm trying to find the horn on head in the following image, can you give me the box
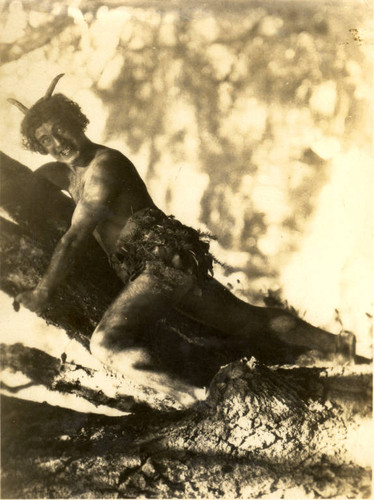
[7,98,29,114]
[44,73,65,99]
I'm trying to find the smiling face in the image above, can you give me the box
[34,119,86,165]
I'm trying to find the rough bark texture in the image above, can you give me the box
[0,152,372,498]
[1,357,372,499]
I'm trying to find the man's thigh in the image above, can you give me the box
[93,267,195,351]
[90,268,206,403]
[175,277,268,336]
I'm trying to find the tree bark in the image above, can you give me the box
[1,356,372,498]
[0,152,372,498]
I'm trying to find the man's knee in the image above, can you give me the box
[90,325,152,371]
[90,327,108,362]
[90,324,130,358]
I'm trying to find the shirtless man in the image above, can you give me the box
[9,75,355,405]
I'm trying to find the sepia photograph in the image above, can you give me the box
[0,0,373,498]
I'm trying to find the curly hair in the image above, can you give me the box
[21,94,89,154]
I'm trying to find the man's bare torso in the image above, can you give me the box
[65,145,155,257]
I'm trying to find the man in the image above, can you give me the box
[9,74,355,406]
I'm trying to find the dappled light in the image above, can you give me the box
[0,2,372,357]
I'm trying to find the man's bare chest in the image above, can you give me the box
[68,169,86,203]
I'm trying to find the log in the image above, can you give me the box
[1,357,372,498]
[0,152,372,498]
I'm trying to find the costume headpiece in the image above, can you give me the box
[8,73,89,154]
[7,73,65,114]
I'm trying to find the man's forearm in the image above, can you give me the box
[15,234,83,312]
[37,235,81,296]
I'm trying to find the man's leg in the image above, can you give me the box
[176,278,354,358]
[90,269,203,406]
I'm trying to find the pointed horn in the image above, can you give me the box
[44,73,65,99]
[7,98,29,114]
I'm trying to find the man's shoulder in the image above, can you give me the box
[86,146,135,184]
[93,146,132,166]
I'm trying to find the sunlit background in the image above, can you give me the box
[0,0,373,363]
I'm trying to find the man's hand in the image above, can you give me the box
[15,287,50,313]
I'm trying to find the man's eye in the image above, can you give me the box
[40,137,51,146]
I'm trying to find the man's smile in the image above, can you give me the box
[58,145,75,158]
[53,143,80,164]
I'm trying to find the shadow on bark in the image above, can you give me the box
[1,394,371,499]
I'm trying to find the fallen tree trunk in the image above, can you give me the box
[0,152,372,498]
[1,342,371,417]
[1,356,372,498]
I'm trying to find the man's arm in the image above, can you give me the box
[16,159,118,312]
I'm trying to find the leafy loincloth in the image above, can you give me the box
[111,208,217,286]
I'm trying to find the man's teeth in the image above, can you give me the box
[61,148,71,156]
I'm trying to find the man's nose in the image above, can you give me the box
[51,135,62,150]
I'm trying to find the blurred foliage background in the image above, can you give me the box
[0,0,373,356]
